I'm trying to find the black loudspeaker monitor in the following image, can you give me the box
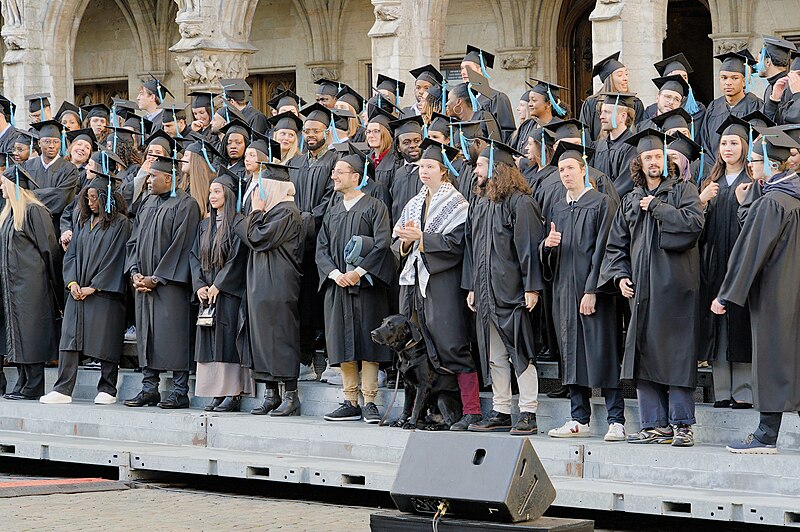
[390,432,556,523]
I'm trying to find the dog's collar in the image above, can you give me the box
[404,336,423,350]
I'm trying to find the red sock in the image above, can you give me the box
[456,372,482,415]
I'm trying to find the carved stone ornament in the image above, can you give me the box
[178,22,203,39]
[714,39,750,55]
[310,66,340,81]
[174,52,247,86]
[499,51,537,70]
[375,5,400,21]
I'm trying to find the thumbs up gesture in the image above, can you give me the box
[544,222,561,248]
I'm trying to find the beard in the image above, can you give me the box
[646,165,664,178]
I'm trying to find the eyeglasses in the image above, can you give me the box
[365,128,382,135]
[39,139,60,147]
[331,169,354,177]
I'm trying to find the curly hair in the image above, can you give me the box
[630,154,682,188]
[76,182,128,229]
[116,140,143,168]
[475,162,531,202]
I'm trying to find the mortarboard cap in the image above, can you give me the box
[592,52,625,82]
[336,85,365,114]
[742,110,776,129]
[542,118,588,141]
[478,139,523,166]
[185,137,223,161]
[600,91,637,110]
[335,141,374,180]
[255,162,293,182]
[0,95,15,122]
[366,93,400,116]
[752,125,800,162]
[219,118,253,140]
[652,75,690,98]
[367,105,394,131]
[158,102,189,122]
[143,74,173,101]
[14,128,38,146]
[778,124,800,146]
[624,127,675,154]
[249,130,281,159]
[150,155,182,175]
[527,79,567,98]
[464,69,494,99]
[716,114,750,140]
[25,93,51,113]
[66,128,98,150]
[82,103,110,121]
[3,164,38,190]
[463,45,495,70]
[188,91,218,109]
[553,140,595,165]
[90,148,124,170]
[314,79,340,97]
[715,50,751,75]
[267,89,306,111]
[300,102,333,127]
[409,64,443,85]
[212,167,239,196]
[219,78,252,101]
[428,112,452,135]
[376,74,406,98]
[762,36,797,66]
[654,53,694,77]
[668,131,703,162]
[268,111,303,133]
[30,119,63,139]
[144,129,179,153]
[55,101,82,122]
[419,137,460,167]
[651,107,693,132]
[389,115,424,138]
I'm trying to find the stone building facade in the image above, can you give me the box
[0,0,798,126]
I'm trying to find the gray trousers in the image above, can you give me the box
[141,367,190,397]
[53,351,118,396]
[711,360,753,403]
[636,378,696,428]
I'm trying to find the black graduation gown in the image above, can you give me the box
[126,190,200,371]
[316,195,394,365]
[0,126,19,155]
[717,178,800,412]
[509,118,537,154]
[698,93,763,160]
[534,166,620,226]
[351,126,366,144]
[598,177,704,387]
[241,103,269,135]
[541,189,619,388]
[579,95,645,142]
[690,157,714,188]
[698,171,752,363]
[59,213,131,362]
[374,150,399,188]
[225,159,247,180]
[760,71,787,122]
[769,87,800,125]
[234,202,303,379]
[117,164,143,217]
[455,159,477,203]
[393,206,473,374]
[23,157,79,233]
[388,162,421,226]
[0,204,61,364]
[479,92,516,142]
[591,128,637,197]
[189,217,248,365]
[463,193,545,384]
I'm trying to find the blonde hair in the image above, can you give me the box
[0,179,46,231]
[182,152,214,218]
[272,130,299,163]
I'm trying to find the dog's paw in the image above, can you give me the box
[389,418,407,428]
[402,421,417,430]
[424,423,449,431]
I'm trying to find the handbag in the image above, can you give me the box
[197,303,216,327]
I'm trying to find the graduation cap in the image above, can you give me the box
[149,155,183,196]
[600,91,637,109]
[3,164,38,196]
[144,129,179,154]
[463,45,495,78]
[30,119,64,139]
[143,74,173,102]
[214,103,248,125]
[219,118,253,142]
[409,64,443,85]
[90,148,124,171]
[465,68,494,99]
[212,166,239,196]
[542,118,588,142]
[0,95,15,123]
[778,124,800,146]
[82,103,111,121]
[366,105,395,131]
[668,131,703,162]
[742,110,776,129]
[758,36,797,70]
[715,114,750,141]
[428,112,452,135]
[55,101,82,123]
[188,91,218,113]
[625,127,675,155]
[366,92,400,117]
[479,139,523,166]
[654,53,694,77]
[219,78,252,101]
[792,50,800,72]
[651,107,693,134]
[85,169,122,213]
[592,52,625,82]
[389,115,424,138]
[752,125,800,176]
[268,89,306,111]
[331,107,355,131]
[254,162,293,182]
[336,85,365,114]
[65,128,99,151]
[527,78,568,117]
[714,50,752,75]
[335,141,375,187]
[652,75,690,98]
[314,78,340,97]
[268,111,303,133]
[25,93,50,113]
[158,102,189,121]
[14,128,38,147]
[552,140,594,187]
[419,138,461,176]
[300,102,333,127]
[376,74,406,100]
[249,130,281,160]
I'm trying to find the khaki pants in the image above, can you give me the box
[341,361,379,404]
[488,323,539,414]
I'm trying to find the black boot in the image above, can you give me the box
[204,397,224,411]
[547,385,570,399]
[123,390,161,407]
[270,390,301,417]
[213,396,241,412]
[251,388,280,415]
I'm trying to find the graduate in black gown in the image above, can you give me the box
[392,139,481,430]
[234,163,304,416]
[0,165,61,400]
[755,37,795,121]
[697,116,754,409]
[460,46,516,141]
[590,93,638,196]
[220,78,269,135]
[316,148,394,423]
[187,91,218,139]
[580,53,645,142]
[714,128,800,453]
[332,142,389,207]
[452,121,486,202]
[124,156,201,409]
[698,51,763,160]
[268,111,303,164]
[463,141,545,436]
[335,84,367,143]
[365,105,399,194]
[291,103,338,379]
[219,118,252,179]
[0,97,19,154]
[599,129,704,447]
[636,75,692,134]
[190,169,252,413]
[540,144,624,441]
[23,120,79,234]
[646,53,707,126]
[386,115,425,226]
[40,172,130,405]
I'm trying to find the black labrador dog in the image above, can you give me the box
[371,315,462,430]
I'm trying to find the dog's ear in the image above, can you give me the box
[407,320,423,344]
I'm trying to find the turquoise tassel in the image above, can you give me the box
[441,79,448,111]
[59,130,67,157]
[140,116,145,137]
[747,126,754,162]
[755,46,767,74]
[662,132,669,177]
[173,109,182,138]
[210,96,215,118]
[170,165,177,197]
[459,127,469,160]
[547,86,566,118]
[237,174,243,211]
[258,166,266,201]
[611,95,619,129]
[442,147,459,175]
[156,82,163,103]
[697,149,705,186]
[763,137,772,177]
[448,124,454,147]
[298,133,305,152]
[467,84,480,113]
[422,123,428,139]
[488,141,494,180]
[584,154,591,188]
[690,118,695,141]
[14,166,19,200]
[540,127,547,166]
[329,120,340,143]
[105,179,111,213]
[479,51,490,79]
[200,143,215,171]
[356,158,369,190]
[685,85,699,115]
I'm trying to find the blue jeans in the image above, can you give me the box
[568,385,625,425]
[636,379,695,428]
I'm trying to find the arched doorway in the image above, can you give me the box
[557,0,595,116]
[664,0,713,105]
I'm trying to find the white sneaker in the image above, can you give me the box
[604,422,626,442]
[124,326,136,341]
[327,368,343,386]
[548,420,590,438]
[94,392,117,405]
[319,363,336,382]
[298,363,317,381]
[39,391,72,404]
[377,370,386,388]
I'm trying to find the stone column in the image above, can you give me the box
[589,0,668,104]
[169,0,257,92]
[1,0,54,127]
[369,0,444,109]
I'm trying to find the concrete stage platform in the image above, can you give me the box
[0,368,799,527]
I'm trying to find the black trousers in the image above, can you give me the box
[10,363,45,397]
[141,367,189,397]
[53,351,118,396]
